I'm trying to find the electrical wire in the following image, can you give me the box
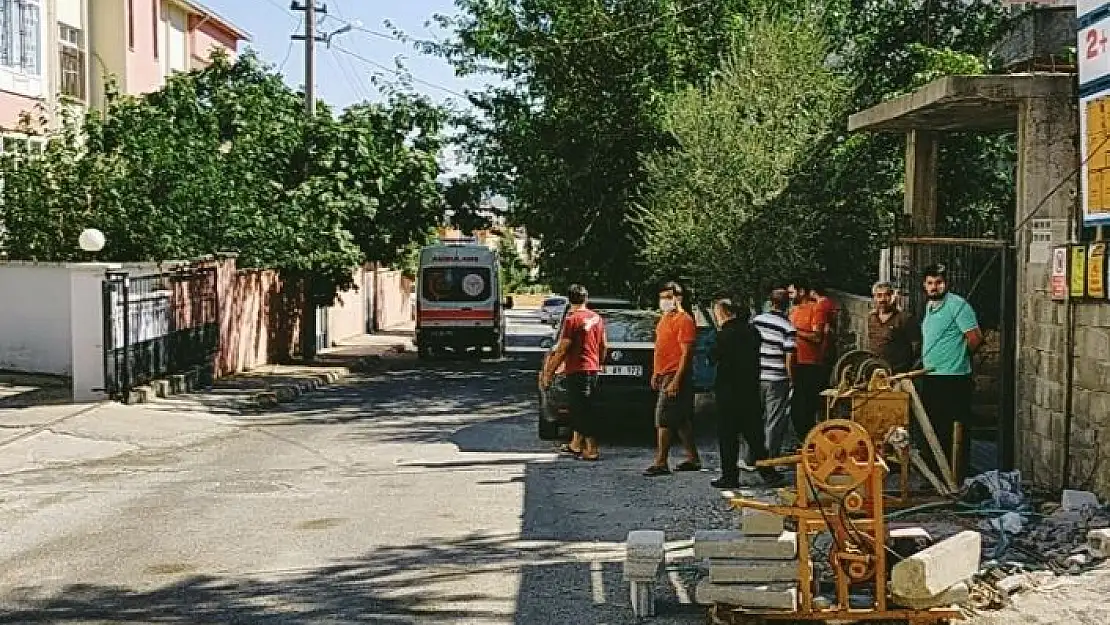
[330,44,470,99]
[262,0,299,22]
[277,16,304,73]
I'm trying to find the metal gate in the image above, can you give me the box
[887,237,1017,471]
[315,305,330,353]
[102,267,219,400]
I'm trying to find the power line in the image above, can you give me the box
[546,0,717,46]
[331,44,470,99]
[261,0,299,21]
[278,16,304,72]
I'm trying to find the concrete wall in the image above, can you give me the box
[89,0,127,109]
[1016,92,1092,495]
[328,266,369,344]
[125,0,164,95]
[189,14,239,68]
[0,264,74,375]
[375,269,414,330]
[0,262,116,401]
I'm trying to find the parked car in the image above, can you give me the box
[537,305,717,439]
[539,295,568,325]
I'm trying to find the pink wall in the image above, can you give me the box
[0,91,42,131]
[328,266,369,343]
[190,16,240,68]
[125,0,163,95]
[375,270,414,330]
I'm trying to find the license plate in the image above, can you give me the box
[602,365,643,377]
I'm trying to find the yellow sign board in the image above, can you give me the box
[1091,243,1107,299]
[1084,96,1110,225]
[1072,245,1088,298]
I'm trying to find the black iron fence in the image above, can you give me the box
[102,267,219,399]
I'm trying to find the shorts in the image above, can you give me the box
[565,372,600,437]
[654,372,694,429]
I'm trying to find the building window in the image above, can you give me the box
[0,133,45,156]
[127,0,135,50]
[0,0,42,76]
[59,23,83,100]
[152,0,158,58]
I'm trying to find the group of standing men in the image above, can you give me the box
[540,263,983,487]
[708,280,837,489]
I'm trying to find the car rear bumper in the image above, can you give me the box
[540,383,656,425]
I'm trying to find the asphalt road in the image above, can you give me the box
[0,308,749,624]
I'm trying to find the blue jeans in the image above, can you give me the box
[761,379,792,457]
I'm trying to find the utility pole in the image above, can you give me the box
[290,1,327,360]
[291,1,326,115]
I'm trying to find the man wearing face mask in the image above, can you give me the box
[920,264,982,480]
[643,282,702,476]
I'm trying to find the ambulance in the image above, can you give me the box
[415,239,510,359]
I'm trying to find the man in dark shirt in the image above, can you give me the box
[709,298,784,488]
[541,284,607,461]
[867,281,920,374]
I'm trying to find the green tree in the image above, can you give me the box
[497,234,529,294]
[638,9,847,299]
[430,0,814,294]
[0,53,447,299]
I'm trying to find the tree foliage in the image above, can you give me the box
[430,0,817,295]
[0,53,447,298]
[638,9,846,299]
[434,0,1014,297]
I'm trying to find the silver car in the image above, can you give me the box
[539,296,568,326]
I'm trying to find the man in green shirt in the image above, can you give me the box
[919,264,983,480]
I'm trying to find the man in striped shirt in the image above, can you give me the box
[752,286,796,458]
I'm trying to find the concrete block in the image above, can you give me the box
[151,379,171,398]
[626,530,666,560]
[623,558,663,581]
[708,559,799,583]
[630,580,656,617]
[693,530,797,560]
[740,508,785,536]
[995,575,1027,595]
[1062,489,1100,511]
[891,531,981,599]
[1087,528,1110,557]
[694,578,797,610]
[887,527,934,561]
[892,581,969,610]
[133,385,156,403]
[170,374,188,394]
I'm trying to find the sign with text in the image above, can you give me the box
[1051,246,1069,300]
[1072,245,1089,297]
[1080,6,1110,224]
[1089,242,1107,298]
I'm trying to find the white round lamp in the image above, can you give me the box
[78,228,106,253]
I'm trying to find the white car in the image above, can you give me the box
[539,296,568,325]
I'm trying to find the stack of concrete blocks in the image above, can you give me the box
[694,508,799,611]
[891,530,982,609]
[625,530,665,618]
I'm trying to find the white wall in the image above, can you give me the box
[165,3,188,74]
[0,262,119,401]
[57,0,84,27]
[0,264,74,375]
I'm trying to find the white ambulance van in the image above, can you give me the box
[415,240,510,359]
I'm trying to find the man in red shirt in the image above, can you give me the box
[644,281,702,476]
[541,284,607,460]
[788,279,828,440]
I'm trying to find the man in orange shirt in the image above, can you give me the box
[788,279,827,441]
[643,282,702,476]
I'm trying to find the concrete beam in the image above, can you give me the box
[848,74,1075,133]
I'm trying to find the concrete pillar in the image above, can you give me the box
[69,263,121,402]
[212,253,238,377]
[1014,92,1079,487]
[904,129,939,234]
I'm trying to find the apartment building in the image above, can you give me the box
[89,0,249,109]
[0,0,246,141]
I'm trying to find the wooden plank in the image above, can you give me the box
[900,379,959,492]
